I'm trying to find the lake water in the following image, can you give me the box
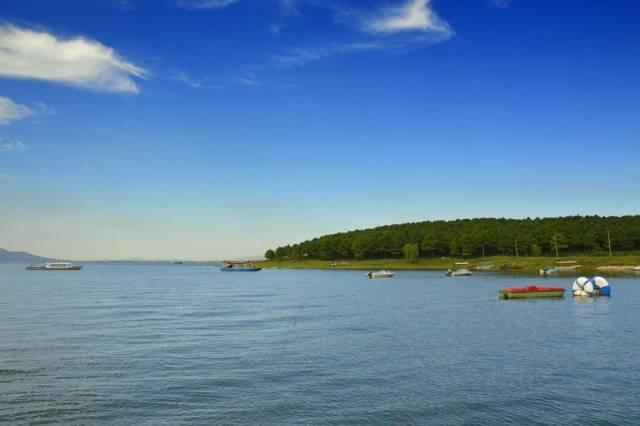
[1,263,639,424]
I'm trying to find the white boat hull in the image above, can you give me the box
[366,271,395,279]
[446,269,472,277]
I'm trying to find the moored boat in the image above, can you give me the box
[555,260,581,271]
[498,285,565,299]
[366,270,395,279]
[220,260,262,271]
[26,262,83,271]
[446,268,472,277]
[475,262,494,271]
[539,266,557,276]
[446,262,473,277]
[633,266,640,272]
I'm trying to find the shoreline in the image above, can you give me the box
[258,255,640,274]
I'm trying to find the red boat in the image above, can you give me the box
[499,285,565,299]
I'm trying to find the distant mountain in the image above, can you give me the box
[0,248,53,262]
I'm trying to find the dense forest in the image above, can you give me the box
[265,216,640,260]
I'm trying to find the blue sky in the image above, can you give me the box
[1,0,639,260]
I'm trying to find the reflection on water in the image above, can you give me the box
[1,264,639,424]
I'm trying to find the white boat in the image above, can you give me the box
[555,261,581,271]
[539,266,557,276]
[26,262,83,271]
[446,268,472,277]
[476,262,494,271]
[633,266,640,272]
[366,270,395,279]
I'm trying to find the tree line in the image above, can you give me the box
[265,216,640,260]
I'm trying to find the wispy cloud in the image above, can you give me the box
[267,0,452,69]
[271,32,449,68]
[168,71,219,89]
[364,0,453,36]
[0,172,14,180]
[271,42,382,67]
[0,96,33,125]
[0,24,147,93]
[175,0,239,10]
[492,0,514,9]
[168,69,258,89]
[0,138,26,152]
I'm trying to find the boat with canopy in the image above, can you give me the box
[220,260,262,272]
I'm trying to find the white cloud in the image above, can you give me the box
[0,24,147,93]
[365,0,453,36]
[175,0,239,9]
[271,34,448,68]
[492,0,513,8]
[0,96,33,125]
[272,42,382,67]
[168,71,220,89]
[1,139,26,152]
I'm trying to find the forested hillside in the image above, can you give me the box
[265,216,640,260]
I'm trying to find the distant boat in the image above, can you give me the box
[173,261,184,264]
[633,266,640,272]
[220,260,262,272]
[366,270,395,279]
[446,269,472,277]
[540,261,580,275]
[555,260,581,271]
[446,262,473,277]
[26,262,83,271]
[539,266,557,276]
[475,262,494,271]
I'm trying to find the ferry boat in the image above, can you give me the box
[220,260,262,272]
[366,270,395,279]
[498,285,565,299]
[26,262,83,271]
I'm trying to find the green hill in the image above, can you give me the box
[265,215,640,261]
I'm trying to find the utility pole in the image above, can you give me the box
[514,240,519,258]
[554,236,559,258]
[607,231,612,257]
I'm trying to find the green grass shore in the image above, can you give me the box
[258,255,640,274]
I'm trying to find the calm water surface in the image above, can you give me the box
[1,263,639,424]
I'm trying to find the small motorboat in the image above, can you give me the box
[475,262,494,271]
[498,285,565,299]
[366,270,395,279]
[446,268,472,277]
[555,261,581,271]
[539,266,557,276]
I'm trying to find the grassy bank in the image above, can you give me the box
[258,255,640,274]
